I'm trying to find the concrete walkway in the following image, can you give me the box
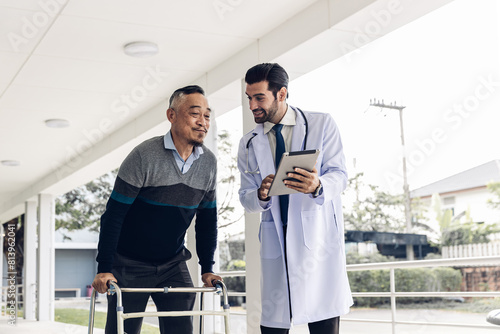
[2,305,499,333]
[0,317,104,334]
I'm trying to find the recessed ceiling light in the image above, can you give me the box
[1,160,20,167]
[45,119,70,128]
[123,41,159,58]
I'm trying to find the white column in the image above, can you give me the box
[241,78,263,334]
[37,194,55,321]
[24,201,37,320]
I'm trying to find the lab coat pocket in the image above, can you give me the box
[301,209,326,250]
[259,220,281,259]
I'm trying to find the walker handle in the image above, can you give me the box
[107,280,118,295]
[211,279,224,289]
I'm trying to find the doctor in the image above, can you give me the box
[238,63,353,334]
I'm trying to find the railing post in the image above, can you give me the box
[390,268,396,334]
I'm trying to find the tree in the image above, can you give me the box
[55,170,117,239]
[432,193,500,246]
[410,196,435,236]
[2,216,24,277]
[2,216,24,311]
[487,181,500,211]
[343,172,406,232]
[343,173,434,238]
[216,130,243,232]
[441,216,500,246]
[431,193,453,232]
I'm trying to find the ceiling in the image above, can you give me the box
[0,0,453,222]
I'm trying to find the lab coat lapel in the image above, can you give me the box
[252,125,274,178]
[252,124,285,243]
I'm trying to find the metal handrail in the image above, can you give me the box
[218,271,247,300]
[346,256,500,333]
[347,255,500,271]
[216,257,500,332]
[219,270,246,278]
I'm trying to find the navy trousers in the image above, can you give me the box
[105,248,195,334]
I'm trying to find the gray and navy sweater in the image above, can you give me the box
[96,135,217,274]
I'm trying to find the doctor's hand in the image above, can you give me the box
[258,174,275,201]
[284,167,320,194]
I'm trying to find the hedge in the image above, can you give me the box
[348,267,462,307]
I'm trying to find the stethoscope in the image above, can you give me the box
[244,107,308,174]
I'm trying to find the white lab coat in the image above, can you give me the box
[238,107,353,328]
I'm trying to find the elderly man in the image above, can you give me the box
[92,85,221,334]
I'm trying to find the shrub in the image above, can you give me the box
[223,259,246,306]
[348,267,462,307]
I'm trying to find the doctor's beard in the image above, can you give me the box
[253,98,279,124]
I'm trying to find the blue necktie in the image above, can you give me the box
[273,124,289,225]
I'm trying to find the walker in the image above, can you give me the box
[88,280,231,334]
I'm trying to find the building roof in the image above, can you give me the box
[411,160,500,198]
[0,1,456,223]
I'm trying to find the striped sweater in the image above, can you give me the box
[96,135,217,274]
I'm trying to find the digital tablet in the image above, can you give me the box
[268,149,320,196]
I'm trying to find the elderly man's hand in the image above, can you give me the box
[91,273,117,294]
[201,272,223,287]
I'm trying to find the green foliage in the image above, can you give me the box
[55,170,117,239]
[346,252,394,265]
[217,130,243,231]
[227,259,246,269]
[411,197,436,236]
[432,193,500,246]
[343,173,406,232]
[224,259,246,293]
[431,193,453,231]
[223,259,246,306]
[441,221,500,246]
[487,181,500,211]
[348,267,462,307]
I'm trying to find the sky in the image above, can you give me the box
[220,0,500,195]
[216,0,500,238]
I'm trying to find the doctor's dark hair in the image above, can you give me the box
[245,63,289,98]
[169,85,205,109]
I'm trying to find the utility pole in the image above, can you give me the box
[369,99,414,260]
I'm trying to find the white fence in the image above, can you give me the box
[345,256,500,333]
[221,256,500,334]
[442,242,500,258]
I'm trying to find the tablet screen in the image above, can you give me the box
[268,149,320,196]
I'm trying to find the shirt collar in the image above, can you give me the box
[164,131,204,159]
[263,104,296,134]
